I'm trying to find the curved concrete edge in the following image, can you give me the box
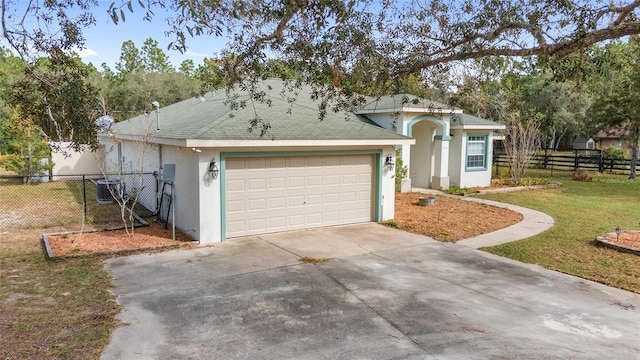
[412,189,555,249]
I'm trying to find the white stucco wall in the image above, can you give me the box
[99,139,162,213]
[197,149,222,244]
[457,132,494,188]
[160,145,201,241]
[410,122,436,188]
[447,130,462,187]
[380,145,396,222]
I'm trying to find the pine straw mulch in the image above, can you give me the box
[46,221,195,257]
[392,193,523,242]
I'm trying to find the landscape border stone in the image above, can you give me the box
[474,182,562,195]
[596,231,640,255]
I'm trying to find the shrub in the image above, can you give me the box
[382,220,400,228]
[394,148,408,192]
[513,177,555,186]
[570,171,592,182]
[445,186,479,195]
[602,146,627,160]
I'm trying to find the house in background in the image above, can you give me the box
[596,130,638,157]
[99,79,503,244]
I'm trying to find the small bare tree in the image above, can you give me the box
[503,113,542,182]
[100,120,155,237]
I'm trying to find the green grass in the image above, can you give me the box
[0,178,147,230]
[0,230,119,359]
[0,171,153,358]
[480,171,640,293]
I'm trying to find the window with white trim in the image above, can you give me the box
[466,135,487,170]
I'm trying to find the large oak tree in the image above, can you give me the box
[4,0,640,145]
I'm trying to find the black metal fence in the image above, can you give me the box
[0,172,158,231]
[493,149,634,177]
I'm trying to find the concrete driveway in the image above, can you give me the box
[102,223,640,359]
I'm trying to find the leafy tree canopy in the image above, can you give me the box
[4,0,640,146]
[109,1,640,87]
[589,36,640,178]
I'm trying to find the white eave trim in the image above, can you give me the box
[186,138,415,147]
[355,107,463,115]
[451,124,506,130]
[99,133,415,147]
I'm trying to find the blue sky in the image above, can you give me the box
[73,2,227,70]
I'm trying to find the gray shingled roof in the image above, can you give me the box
[451,113,504,128]
[358,94,459,113]
[110,79,409,141]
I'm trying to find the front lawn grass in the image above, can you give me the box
[0,177,141,230]
[0,229,119,359]
[480,172,640,293]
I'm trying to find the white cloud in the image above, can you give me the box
[184,50,210,57]
[74,48,97,58]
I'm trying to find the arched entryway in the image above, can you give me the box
[405,115,450,190]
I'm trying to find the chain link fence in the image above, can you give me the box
[0,172,159,231]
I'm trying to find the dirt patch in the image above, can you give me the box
[392,193,522,242]
[46,222,195,257]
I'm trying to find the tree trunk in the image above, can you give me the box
[630,126,639,179]
[548,128,556,152]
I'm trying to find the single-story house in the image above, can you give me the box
[596,129,638,157]
[99,79,503,244]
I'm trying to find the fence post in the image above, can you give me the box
[82,175,87,218]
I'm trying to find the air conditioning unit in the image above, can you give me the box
[96,179,123,204]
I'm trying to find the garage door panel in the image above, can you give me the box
[289,157,306,167]
[269,217,286,229]
[248,218,267,232]
[325,193,340,204]
[269,177,286,189]
[225,154,374,238]
[227,199,245,212]
[289,176,305,188]
[248,178,266,190]
[226,220,246,234]
[248,158,266,168]
[227,179,245,191]
[270,157,286,168]
[269,197,286,209]
[307,175,323,186]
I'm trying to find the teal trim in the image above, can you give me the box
[464,133,489,172]
[219,155,227,241]
[375,152,382,222]
[220,149,384,241]
[434,135,452,141]
[407,115,449,141]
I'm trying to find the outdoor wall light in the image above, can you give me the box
[385,154,395,170]
[208,158,219,180]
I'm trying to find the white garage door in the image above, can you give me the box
[225,154,374,238]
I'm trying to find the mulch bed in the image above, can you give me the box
[393,193,523,242]
[45,221,195,257]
